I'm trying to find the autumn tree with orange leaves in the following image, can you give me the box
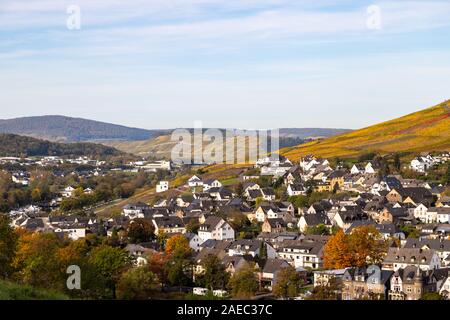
[324,226,388,269]
[165,234,192,259]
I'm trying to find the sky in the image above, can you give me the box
[1,0,450,130]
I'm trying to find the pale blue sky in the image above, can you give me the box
[1,0,450,129]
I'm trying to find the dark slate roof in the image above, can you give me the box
[404,238,450,252]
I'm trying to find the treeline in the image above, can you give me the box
[0,134,125,158]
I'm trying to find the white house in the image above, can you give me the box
[277,240,324,269]
[365,162,377,174]
[185,232,202,252]
[287,184,306,196]
[54,225,86,240]
[188,175,203,187]
[413,204,429,223]
[382,247,441,271]
[410,155,436,173]
[436,207,450,223]
[61,186,76,198]
[156,181,169,193]
[198,216,235,243]
[203,179,222,191]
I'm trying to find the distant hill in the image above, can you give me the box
[279,128,350,139]
[104,128,350,158]
[0,134,125,158]
[281,100,450,160]
[0,115,169,142]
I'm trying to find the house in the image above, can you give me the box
[53,224,86,240]
[378,207,409,224]
[261,188,276,201]
[439,274,450,299]
[227,240,276,259]
[404,238,450,267]
[410,155,436,173]
[388,266,447,300]
[350,164,364,175]
[61,186,76,198]
[12,172,30,186]
[125,244,154,266]
[386,187,434,206]
[287,183,306,196]
[297,213,331,233]
[203,179,222,191]
[277,239,324,269]
[313,269,348,288]
[141,160,172,172]
[221,255,251,275]
[436,207,450,223]
[156,181,169,193]
[365,162,379,174]
[208,187,233,200]
[341,267,393,300]
[152,216,185,235]
[258,258,291,290]
[188,175,203,187]
[382,247,441,271]
[122,202,150,219]
[198,216,235,243]
[262,218,287,233]
[185,232,202,252]
[255,204,280,223]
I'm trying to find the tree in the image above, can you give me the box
[185,219,200,233]
[288,195,309,210]
[165,234,192,259]
[125,219,154,244]
[348,226,388,267]
[228,263,259,299]
[393,153,401,172]
[0,215,18,278]
[12,231,63,289]
[259,241,267,259]
[323,230,352,269]
[234,182,244,197]
[196,254,230,290]
[442,163,450,185]
[31,188,42,202]
[147,252,170,287]
[88,245,131,298]
[255,197,265,208]
[116,266,158,300]
[306,224,329,236]
[273,266,304,299]
[166,259,192,287]
[308,277,341,300]
[421,292,444,300]
[324,226,388,269]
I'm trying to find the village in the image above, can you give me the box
[1,149,449,300]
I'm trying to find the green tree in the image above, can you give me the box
[166,260,192,287]
[31,188,42,202]
[116,266,158,300]
[0,215,18,278]
[197,254,230,290]
[88,245,131,299]
[288,195,309,209]
[306,224,329,236]
[228,263,259,299]
[272,266,304,299]
[393,153,401,172]
[420,292,444,300]
[125,219,154,244]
